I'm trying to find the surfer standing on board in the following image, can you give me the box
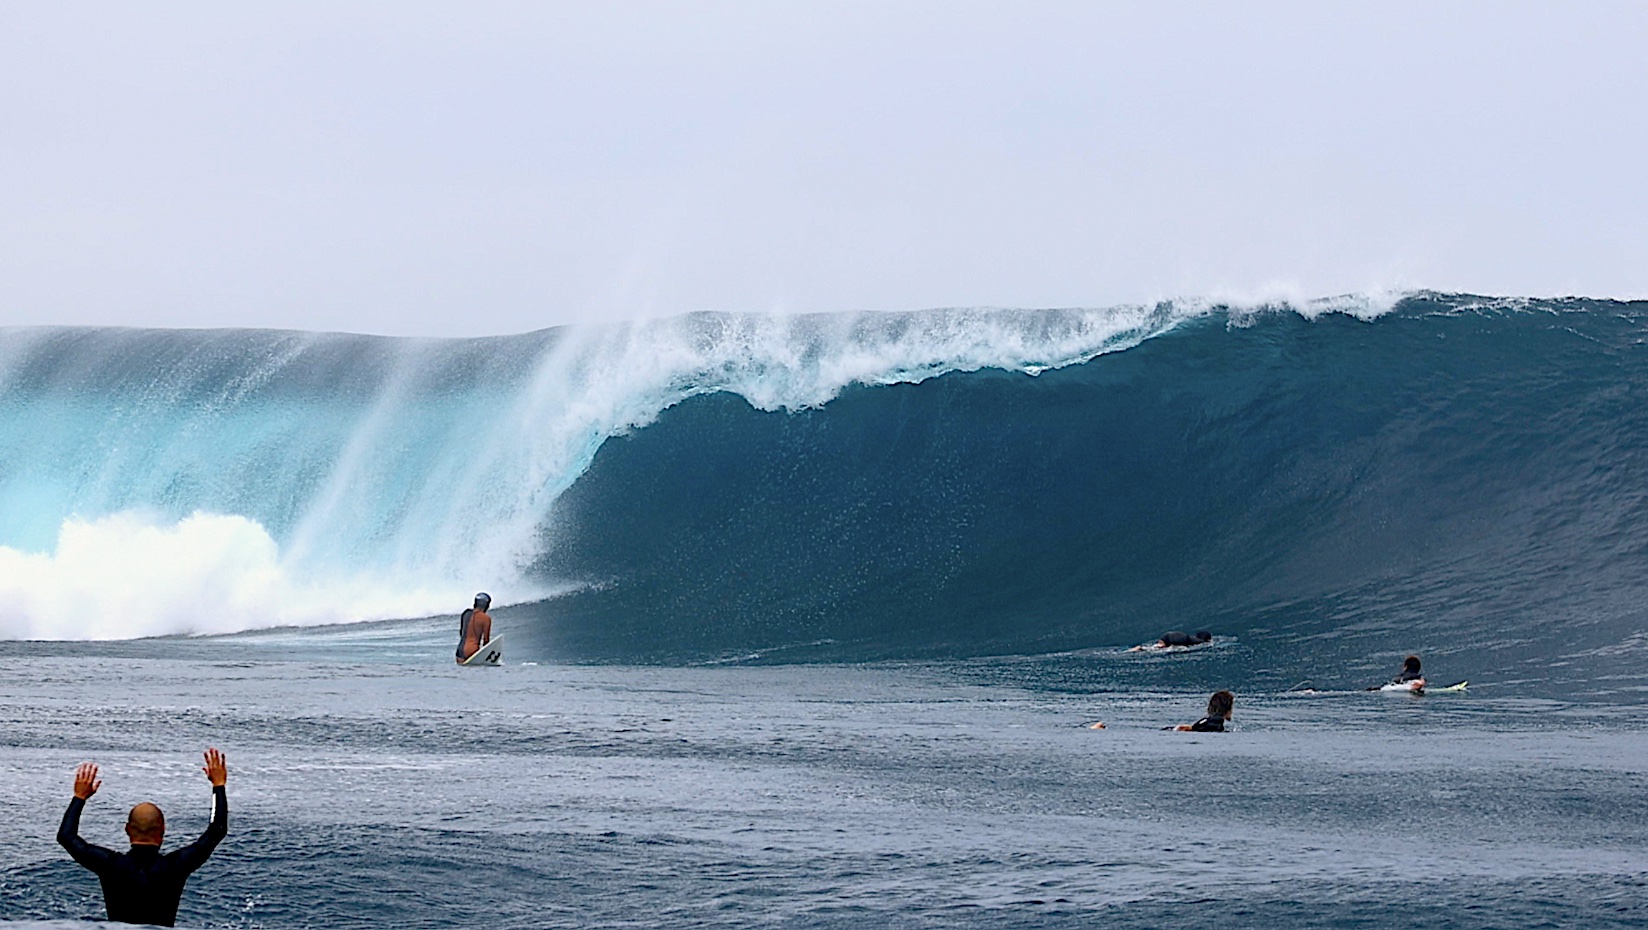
[455,592,493,664]
[57,749,229,927]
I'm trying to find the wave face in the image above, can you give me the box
[4,294,1646,682]
[524,295,1648,683]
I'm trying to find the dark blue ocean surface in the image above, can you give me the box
[2,627,1646,930]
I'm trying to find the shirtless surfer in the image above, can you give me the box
[455,592,493,664]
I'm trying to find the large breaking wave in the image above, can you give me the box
[0,297,1253,638]
[3,294,1645,682]
[528,295,1648,679]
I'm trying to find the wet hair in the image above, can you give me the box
[1207,690,1234,718]
[1195,631,1212,642]
[1403,654,1422,671]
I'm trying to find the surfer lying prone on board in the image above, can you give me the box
[1173,690,1234,732]
[1128,630,1213,652]
[455,592,494,664]
[1367,654,1425,691]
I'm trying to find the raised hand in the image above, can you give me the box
[73,762,101,800]
[201,748,228,787]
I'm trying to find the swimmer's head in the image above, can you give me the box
[125,803,165,846]
[1195,631,1212,643]
[1208,690,1235,719]
[474,593,491,610]
[1403,654,1422,672]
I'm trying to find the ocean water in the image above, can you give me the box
[3,293,1647,927]
[2,632,1646,929]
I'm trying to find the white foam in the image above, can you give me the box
[0,511,466,640]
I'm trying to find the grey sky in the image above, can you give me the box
[2,2,1644,337]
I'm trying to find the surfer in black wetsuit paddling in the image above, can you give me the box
[455,592,493,664]
[1129,630,1212,651]
[58,748,229,927]
[1174,690,1234,732]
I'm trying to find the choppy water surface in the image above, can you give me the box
[3,627,1645,929]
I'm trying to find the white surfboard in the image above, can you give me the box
[460,634,504,667]
[1127,640,1214,653]
[1378,679,1467,694]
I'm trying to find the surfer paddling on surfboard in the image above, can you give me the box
[1367,654,1426,691]
[1391,654,1425,689]
[1128,630,1212,652]
[455,592,494,665]
[1365,654,1468,693]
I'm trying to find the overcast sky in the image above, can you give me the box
[2,2,1644,337]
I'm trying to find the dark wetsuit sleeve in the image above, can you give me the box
[1188,716,1226,732]
[57,797,117,873]
[173,786,229,874]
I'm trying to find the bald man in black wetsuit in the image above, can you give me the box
[57,748,229,927]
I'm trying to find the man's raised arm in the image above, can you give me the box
[176,748,229,872]
[57,762,114,870]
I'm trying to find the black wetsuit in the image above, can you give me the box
[455,607,474,660]
[1188,715,1226,732]
[1159,631,1209,647]
[58,786,228,927]
[1393,667,1424,684]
